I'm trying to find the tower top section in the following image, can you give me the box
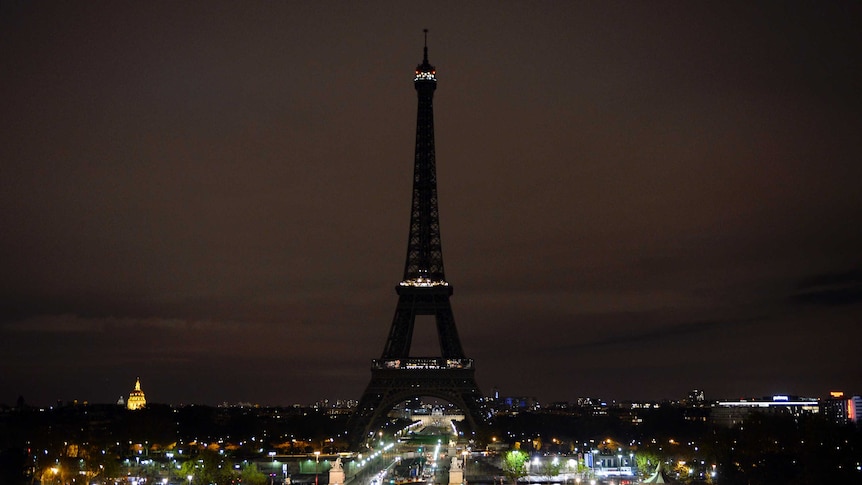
[402,29,445,286]
[415,29,436,82]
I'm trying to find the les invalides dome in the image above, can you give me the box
[126,377,147,410]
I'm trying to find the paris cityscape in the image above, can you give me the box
[1,379,861,485]
[2,2,861,485]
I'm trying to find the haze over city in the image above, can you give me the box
[1,2,861,407]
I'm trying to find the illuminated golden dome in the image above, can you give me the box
[126,377,147,410]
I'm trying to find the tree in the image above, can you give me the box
[634,452,660,482]
[197,449,235,485]
[502,450,529,485]
[537,457,562,483]
[241,463,268,485]
[177,458,199,482]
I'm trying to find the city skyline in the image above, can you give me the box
[97,377,859,408]
[2,2,861,407]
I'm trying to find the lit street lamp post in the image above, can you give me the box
[314,451,321,485]
[462,450,468,485]
[166,452,174,484]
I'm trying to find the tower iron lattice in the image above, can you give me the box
[348,34,485,447]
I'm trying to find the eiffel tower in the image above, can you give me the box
[348,33,485,447]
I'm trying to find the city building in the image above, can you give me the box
[126,377,147,410]
[822,391,850,424]
[851,395,862,425]
[710,395,819,427]
[686,389,706,406]
[822,391,862,426]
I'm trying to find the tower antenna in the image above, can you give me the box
[423,29,429,63]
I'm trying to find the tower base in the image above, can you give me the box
[348,360,484,448]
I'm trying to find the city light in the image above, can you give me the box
[413,71,436,82]
[399,276,448,287]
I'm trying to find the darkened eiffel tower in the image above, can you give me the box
[348,33,485,447]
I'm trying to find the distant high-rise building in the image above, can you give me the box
[711,395,819,427]
[850,396,862,425]
[821,391,862,426]
[687,389,705,406]
[501,395,539,412]
[126,377,147,410]
[822,391,849,424]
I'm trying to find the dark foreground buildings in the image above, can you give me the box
[2,393,862,484]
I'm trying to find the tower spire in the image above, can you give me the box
[423,28,429,63]
[407,30,441,283]
[415,30,435,79]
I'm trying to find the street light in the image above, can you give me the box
[166,452,174,484]
[269,451,277,482]
[314,451,321,485]
[462,450,468,485]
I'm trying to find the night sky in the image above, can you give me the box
[2,2,861,407]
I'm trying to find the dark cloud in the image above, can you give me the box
[791,268,862,306]
[551,319,734,352]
